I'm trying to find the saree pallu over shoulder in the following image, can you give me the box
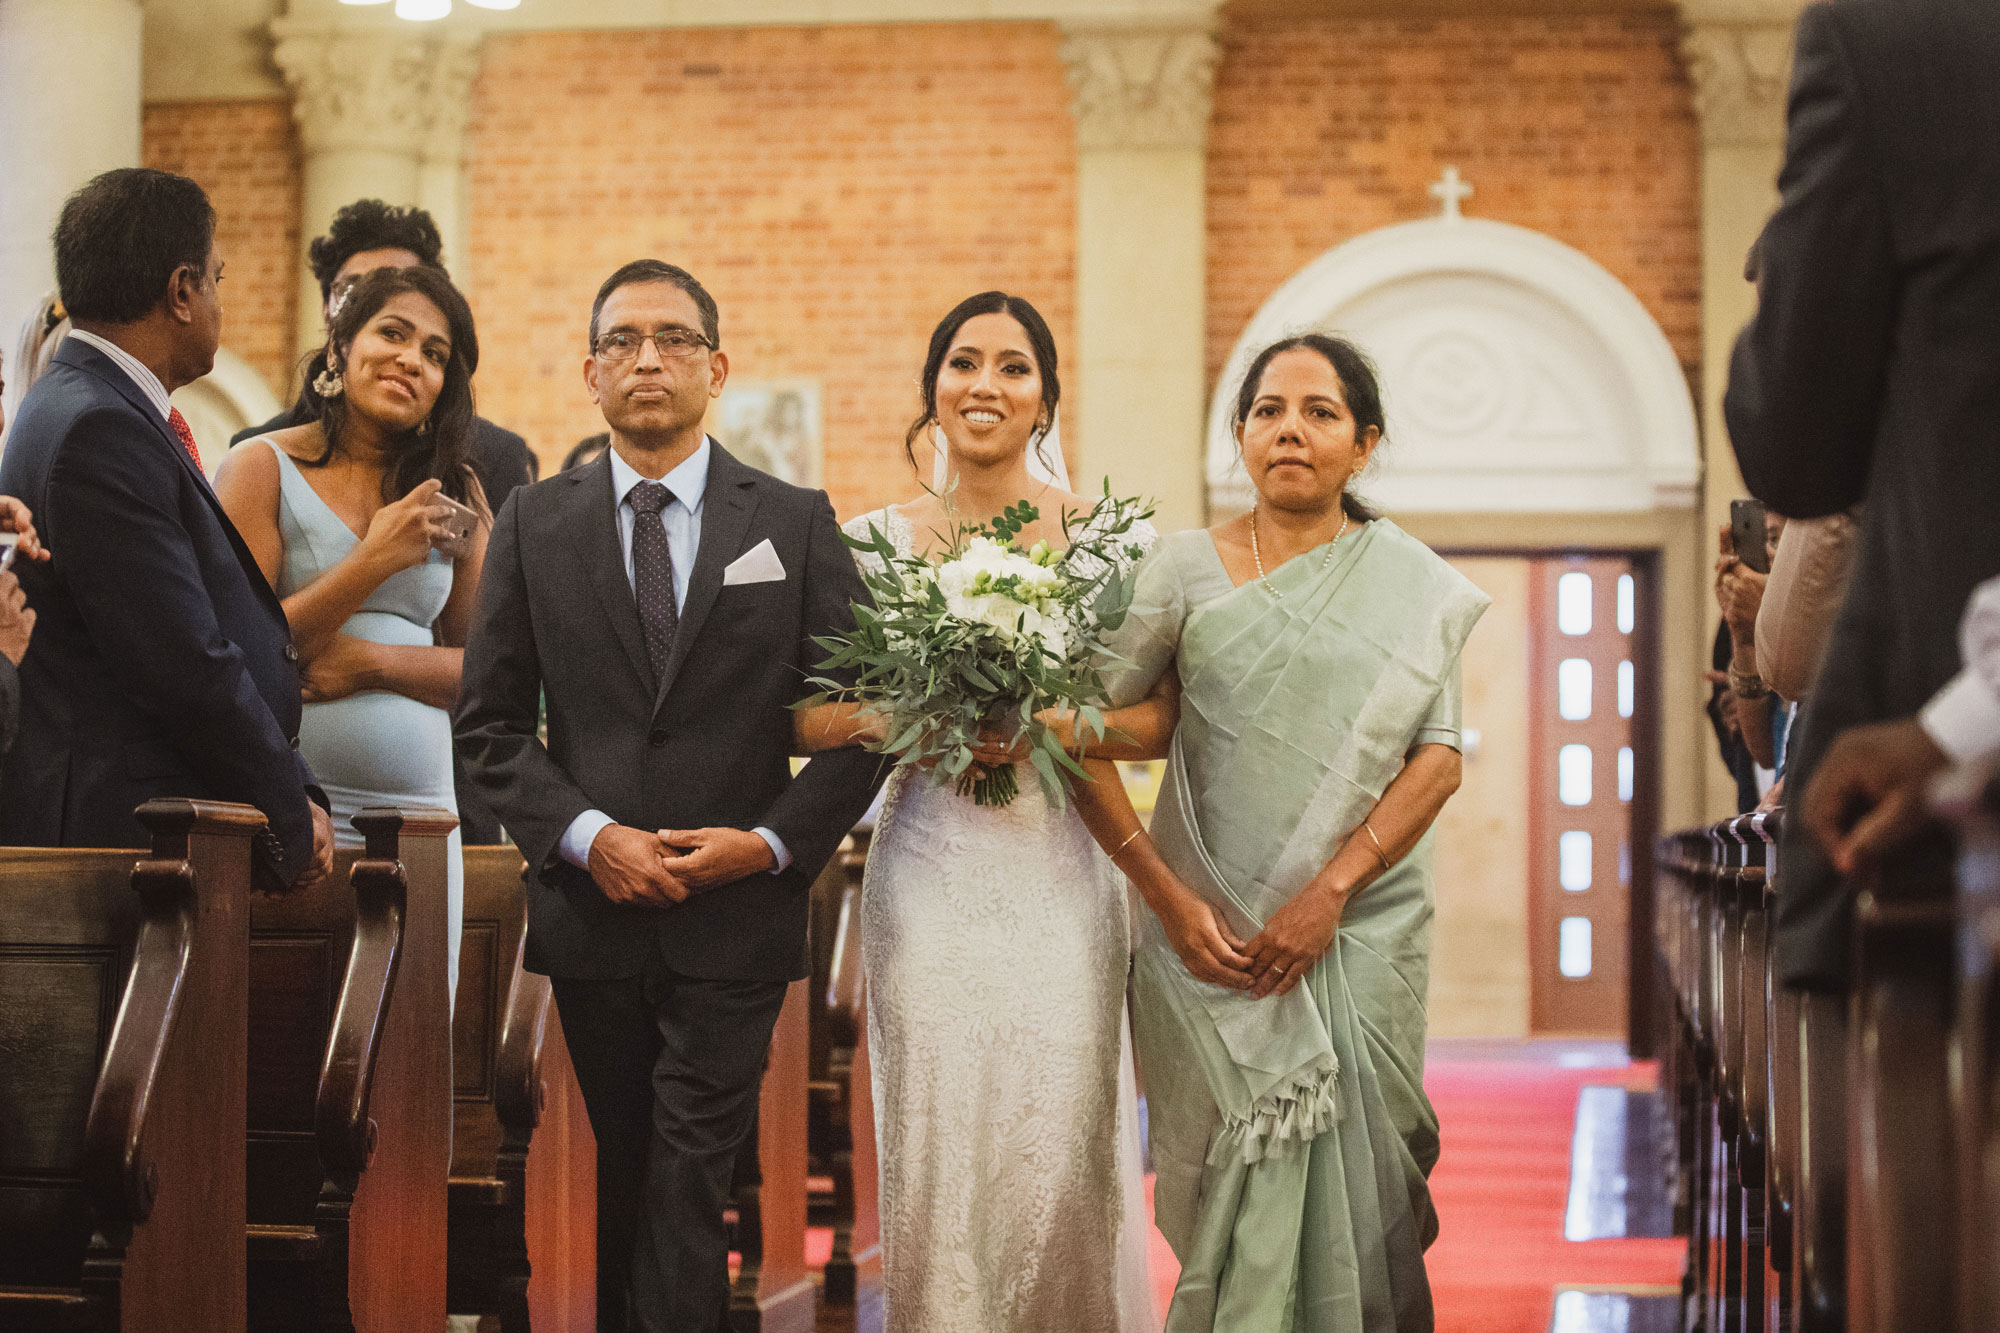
[1122,520,1489,1331]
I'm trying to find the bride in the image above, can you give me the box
[797,291,1155,1331]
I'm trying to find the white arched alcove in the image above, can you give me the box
[1207,216,1700,514]
[171,347,283,473]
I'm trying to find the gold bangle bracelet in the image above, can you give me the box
[1110,828,1143,860]
[1361,820,1393,873]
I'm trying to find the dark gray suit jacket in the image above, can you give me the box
[455,444,884,982]
[1725,0,2000,989]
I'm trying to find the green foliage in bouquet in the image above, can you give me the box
[800,484,1154,807]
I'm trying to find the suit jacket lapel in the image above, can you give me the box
[563,455,656,690]
[62,342,290,621]
[653,445,758,712]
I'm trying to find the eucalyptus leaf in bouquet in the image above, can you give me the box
[800,484,1154,807]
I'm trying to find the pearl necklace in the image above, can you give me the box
[1249,503,1348,598]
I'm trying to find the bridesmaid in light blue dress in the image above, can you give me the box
[216,265,491,996]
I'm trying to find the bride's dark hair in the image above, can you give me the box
[904,291,1062,478]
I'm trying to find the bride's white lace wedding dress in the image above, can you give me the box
[847,505,1156,1333]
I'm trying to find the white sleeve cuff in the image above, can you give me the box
[559,809,617,869]
[1920,669,2000,766]
[754,827,792,874]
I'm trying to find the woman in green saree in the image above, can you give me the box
[989,334,1488,1330]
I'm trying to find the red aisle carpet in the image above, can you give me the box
[1139,1051,1684,1331]
[803,1048,1684,1331]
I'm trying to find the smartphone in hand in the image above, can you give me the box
[429,493,481,561]
[1730,499,1770,574]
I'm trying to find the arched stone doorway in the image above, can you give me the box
[1206,214,1698,516]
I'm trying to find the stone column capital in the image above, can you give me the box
[1679,17,1796,148]
[269,21,482,164]
[1058,19,1220,153]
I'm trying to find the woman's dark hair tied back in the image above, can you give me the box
[905,291,1062,477]
[1232,332,1386,523]
[299,265,480,508]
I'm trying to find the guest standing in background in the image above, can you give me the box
[231,198,533,843]
[1725,0,2000,992]
[0,167,332,886]
[216,264,488,996]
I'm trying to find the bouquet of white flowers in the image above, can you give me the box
[803,489,1153,807]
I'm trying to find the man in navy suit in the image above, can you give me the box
[0,168,332,885]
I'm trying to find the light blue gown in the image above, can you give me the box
[265,439,464,995]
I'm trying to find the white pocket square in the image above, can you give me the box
[723,539,786,586]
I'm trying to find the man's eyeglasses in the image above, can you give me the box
[593,329,712,362]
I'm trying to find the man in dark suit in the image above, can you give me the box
[456,260,882,1332]
[1725,0,2000,990]
[229,198,535,843]
[0,168,333,885]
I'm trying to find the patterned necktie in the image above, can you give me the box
[167,407,205,472]
[628,480,680,680]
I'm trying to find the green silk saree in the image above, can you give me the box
[1105,520,1489,1331]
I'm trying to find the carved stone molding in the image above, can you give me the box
[1058,22,1219,152]
[270,22,482,164]
[1680,21,1794,148]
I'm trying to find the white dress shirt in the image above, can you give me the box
[1921,573,2000,765]
[557,438,791,873]
[67,329,171,419]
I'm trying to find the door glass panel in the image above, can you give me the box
[1617,574,1635,634]
[1618,746,1634,802]
[1559,917,1593,978]
[1558,744,1592,806]
[1560,831,1593,891]
[1558,659,1593,721]
[1618,660,1634,719]
[1558,573,1593,635]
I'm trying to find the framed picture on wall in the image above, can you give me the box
[716,379,821,487]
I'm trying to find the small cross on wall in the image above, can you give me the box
[1429,165,1474,220]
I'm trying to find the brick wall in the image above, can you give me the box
[142,100,302,398]
[135,13,1699,516]
[463,24,1078,517]
[1206,13,1701,399]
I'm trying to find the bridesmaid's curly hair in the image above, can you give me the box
[297,265,479,508]
[1231,333,1385,523]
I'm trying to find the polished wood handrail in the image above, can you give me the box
[82,799,264,1237]
[315,850,407,1189]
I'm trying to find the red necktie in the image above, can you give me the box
[167,407,204,472]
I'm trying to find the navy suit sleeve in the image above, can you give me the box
[454,488,597,875]
[758,492,886,880]
[46,406,316,875]
[1724,2,1897,518]
[0,654,16,763]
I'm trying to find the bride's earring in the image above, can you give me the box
[312,364,344,398]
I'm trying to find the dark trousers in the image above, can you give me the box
[551,966,788,1333]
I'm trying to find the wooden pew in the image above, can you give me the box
[1848,865,1956,1332]
[0,799,261,1332]
[448,845,547,1330]
[807,832,877,1303]
[1942,764,2000,1333]
[730,978,814,1333]
[524,1001,596,1333]
[244,807,456,1332]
